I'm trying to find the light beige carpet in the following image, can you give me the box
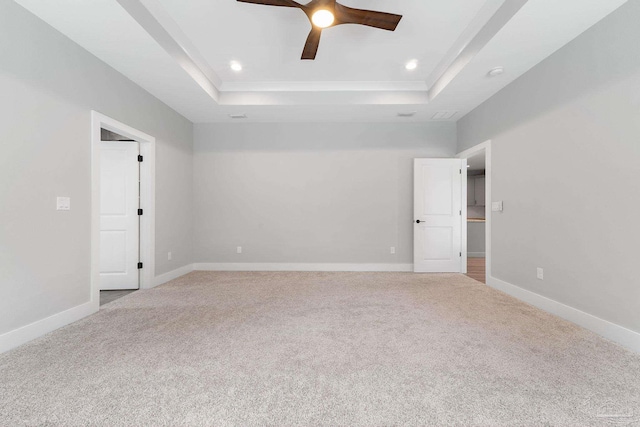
[1,271,639,426]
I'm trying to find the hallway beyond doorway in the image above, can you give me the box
[466,257,486,283]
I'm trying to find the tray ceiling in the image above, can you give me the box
[15,0,628,123]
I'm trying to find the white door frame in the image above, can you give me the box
[90,111,155,308]
[457,140,492,281]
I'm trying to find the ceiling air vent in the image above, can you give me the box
[229,113,248,119]
[432,111,458,120]
[397,111,417,118]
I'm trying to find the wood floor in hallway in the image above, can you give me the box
[466,257,486,283]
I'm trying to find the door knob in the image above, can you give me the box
[416,220,422,224]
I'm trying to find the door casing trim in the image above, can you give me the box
[91,111,156,309]
[457,140,492,281]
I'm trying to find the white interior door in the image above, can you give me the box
[414,159,464,272]
[99,141,140,290]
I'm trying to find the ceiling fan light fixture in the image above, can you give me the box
[237,0,402,60]
[312,9,335,28]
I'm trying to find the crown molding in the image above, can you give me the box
[118,0,527,107]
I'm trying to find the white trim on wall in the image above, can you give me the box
[91,111,156,310]
[0,301,95,354]
[461,159,468,274]
[487,275,640,353]
[194,263,414,272]
[0,262,195,353]
[151,263,417,288]
[153,264,195,287]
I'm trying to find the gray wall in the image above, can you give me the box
[194,123,456,264]
[458,1,640,332]
[0,1,193,335]
[467,222,486,255]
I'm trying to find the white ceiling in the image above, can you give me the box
[15,0,627,123]
[160,0,487,83]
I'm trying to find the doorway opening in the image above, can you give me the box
[458,141,491,284]
[91,111,155,310]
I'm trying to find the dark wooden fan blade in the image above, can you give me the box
[301,28,322,60]
[334,3,402,31]
[236,0,301,8]
[303,0,336,9]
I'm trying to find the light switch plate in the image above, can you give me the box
[537,267,544,280]
[491,201,503,212]
[56,197,71,211]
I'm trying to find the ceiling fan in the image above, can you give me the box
[236,0,403,60]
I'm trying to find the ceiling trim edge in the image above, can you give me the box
[117,0,529,107]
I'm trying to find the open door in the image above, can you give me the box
[414,158,464,273]
[99,141,140,290]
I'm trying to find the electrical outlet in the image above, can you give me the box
[237,246,242,254]
[168,252,172,261]
[537,267,544,280]
[56,197,71,211]
[390,247,396,254]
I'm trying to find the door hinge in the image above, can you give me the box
[460,169,462,174]
[138,262,143,269]
[460,252,462,257]
[138,208,143,216]
[460,210,462,215]
[138,155,143,162]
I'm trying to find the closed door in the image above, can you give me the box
[414,159,463,273]
[99,141,140,290]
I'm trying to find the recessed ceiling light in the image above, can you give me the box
[467,165,471,168]
[312,10,335,28]
[230,61,243,72]
[405,60,418,71]
[488,66,504,77]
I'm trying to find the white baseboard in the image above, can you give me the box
[468,252,486,258]
[194,263,414,272]
[0,301,97,354]
[487,276,640,353]
[153,264,194,288]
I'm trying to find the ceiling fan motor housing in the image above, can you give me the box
[237,0,402,60]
